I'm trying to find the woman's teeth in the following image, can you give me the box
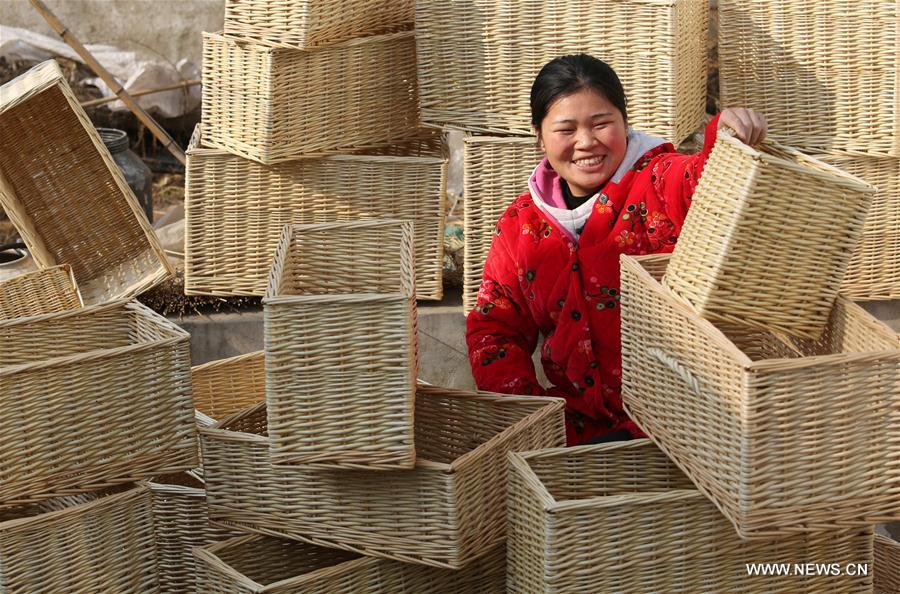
[574,156,604,167]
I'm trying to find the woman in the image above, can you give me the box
[466,54,767,446]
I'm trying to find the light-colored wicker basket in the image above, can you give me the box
[0,484,160,593]
[507,439,875,593]
[192,350,267,422]
[415,0,707,142]
[202,31,419,164]
[621,253,900,540]
[199,383,565,569]
[719,0,900,157]
[875,534,900,594]
[194,535,506,594]
[223,0,413,49]
[462,135,542,312]
[0,60,172,304]
[0,264,82,319]
[0,299,197,510]
[263,220,418,469]
[184,125,447,300]
[663,132,876,339]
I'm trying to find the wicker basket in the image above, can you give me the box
[263,220,417,469]
[0,264,82,319]
[875,534,900,594]
[195,535,506,593]
[507,439,875,593]
[462,135,542,312]
[719,0,900,157]
[192,350,267,422]
[620,253,900,540]
[0,484,159,593]
[0,299,197,510]
[185,125,447,300]
[0,60,172,304]
[199,384,564,568]
[202,31,419,164]
[415,0,707,142]
[223,0,413,49]
[663,132,876,338]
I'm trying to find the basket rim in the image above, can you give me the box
[0,482,148,531]
[203,28,414,53]
[463,134,536,146]
[0,59,62,115]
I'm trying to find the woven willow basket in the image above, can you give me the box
[185,125,448,300]
[875,534,900,594]
[507,439,874,593]
[0,61,172,304]
[462,135,542,312]
[264,220,417,469]
[621,254,900,540]
[0,299,197,510]
[0,264,82,319]
[223,0,413,49]
[199,384,564,569]
[719,0,900,157]
[416,0,707,142]
[192,350,267,422]
[202,31,419,164]
[194,535,506,594]
[0,484,159,593]
[663,132,876,339]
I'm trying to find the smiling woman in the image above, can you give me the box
[466,54,767,446]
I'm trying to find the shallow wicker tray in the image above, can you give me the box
[0,60,172,304]
[875,534,900,594]
[0,264,82,319]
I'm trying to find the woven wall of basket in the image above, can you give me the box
[0,264,82,319]
[195,534,506,594]
[0,61,172,304]
[0,484,159,593]
[620,254,900,540]
[507,439,875,593]
[415,0,707,142]
[462,135,542,312]
[719,0,900,157]
[223,0,414,49]
[663,132,876,339]
[875,534,900,594]
[0,300,197,510]
[202,31,420,164]
[263,220,418,469]
[185,125,448,300]
[192,350,267,422]
[198,383,564,569]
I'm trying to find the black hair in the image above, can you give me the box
[530,54,628,130]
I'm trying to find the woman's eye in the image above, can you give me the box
[555,129,575,135]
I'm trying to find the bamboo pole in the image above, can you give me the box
[81,79,201,108]
[28,0,187,165]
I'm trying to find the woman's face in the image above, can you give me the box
[537,88,628,196]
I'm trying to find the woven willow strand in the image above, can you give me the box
[0,264,82,319]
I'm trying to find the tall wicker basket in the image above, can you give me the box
[620,254,900,540]
[202,31,419,164]
[663,132,876,338]
[0,264,82,319]
[0,299,197,509]
[0,484,160,593]
[0,61,172,304]
[416,0,707,142]
[719,0,900,157]
[185,125,448,300]
[194,535,506,593]
[507,439,874,593]
[199,383,564,569]
[875,534,900,594]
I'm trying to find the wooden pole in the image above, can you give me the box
[81,79,201,108]
[28,0,187,165]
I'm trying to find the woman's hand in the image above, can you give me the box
[719,107,768,146]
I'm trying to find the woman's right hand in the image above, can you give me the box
[719,107,768,146]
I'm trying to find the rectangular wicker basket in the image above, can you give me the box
[223,0,414,49]
[199,383,565,569]
[507,439,874,593]
[620,254,900,540]
[0,264,82,319]
[462,135,542,312]
[192,350,267,422]
[194,535,506,593]
[663,132,876,338]
[264,220,418,469]
[719,0,900,157]
[0,60,172,304]
[416,0,707,142]
[875,534,900,594]
[0,299,197,510]
[185,125,447,300]
[0,484,160,593]
[202,31,419,164]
